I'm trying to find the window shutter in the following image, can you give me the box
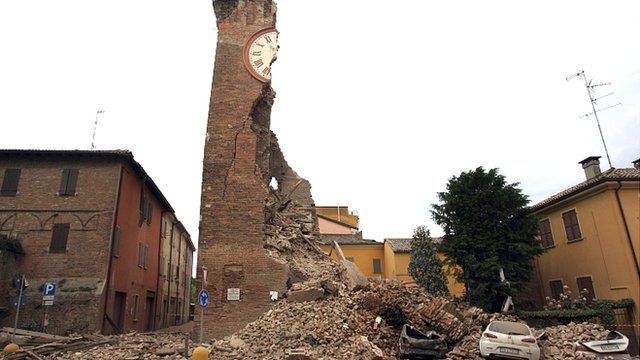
[562,210,582,241]
[146,200,153,224]
[138,242,144,267]
[549,280,564,300]
[66,169,79,194]
[1,168,21,196]
[373,259,382,274]
[143,244,149,269]
[112,225,121,257]
[576,276,595,303]
[540,219,554,247]
[59,169,79,195]
[50,223,70,253]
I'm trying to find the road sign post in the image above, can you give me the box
[42,282,56,332]
[12,275,26,343]
[198,266,209,345]
[198,288,209,344]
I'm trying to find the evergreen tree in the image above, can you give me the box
[408,226,449,296]
[431,167,543,312]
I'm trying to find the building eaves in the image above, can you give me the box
[318,233,378,246]
[384,237,443,253]
[317,214,359,230]
[532,167,640,211]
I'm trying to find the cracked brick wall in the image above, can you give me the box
[197,0,319,339]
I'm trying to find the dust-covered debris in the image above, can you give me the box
[3,291,637,359]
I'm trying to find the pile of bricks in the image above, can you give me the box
[208,281,500,359]
[3,283,636,359]
[4,200,636,359]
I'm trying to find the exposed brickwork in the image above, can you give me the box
[0,150,192,335]
[0,156,119,333]
[197,0,295,339]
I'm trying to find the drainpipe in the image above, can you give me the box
[615,181,640,276]
[175,234,182,323]
[102,166,123,334]
[153,215,164,331]
[164,221,174,327]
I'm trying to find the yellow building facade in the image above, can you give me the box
[532,157,639,350]
[318,234,464,297]
[316,205,464,296]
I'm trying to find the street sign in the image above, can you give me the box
[43,282,57,303]
[227,288,240,301]
[198,289,209,308]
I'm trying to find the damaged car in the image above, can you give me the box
[575,330,631,359]
[479,320,542,360]
[398,324,448,359]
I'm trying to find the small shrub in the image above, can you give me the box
[0,234,24,255]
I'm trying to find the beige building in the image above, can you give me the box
[159,212,194,327]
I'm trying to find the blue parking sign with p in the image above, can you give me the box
[43,282,56,297]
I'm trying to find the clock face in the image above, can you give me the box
[243,28,278,82]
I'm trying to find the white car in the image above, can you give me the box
[574,330,631,359]
[479,320,541,360]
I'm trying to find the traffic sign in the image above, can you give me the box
[43,282,57,302]
[198,289,209,308]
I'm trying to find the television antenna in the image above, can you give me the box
[91,110,105,150]
[566,70,620,169]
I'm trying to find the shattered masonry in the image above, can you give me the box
[198,0,342,339]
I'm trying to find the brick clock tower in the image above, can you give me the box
[197,0,318,339]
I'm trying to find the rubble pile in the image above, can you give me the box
[3,201,637,359]
[1,330,188,360]
[209,281,500,359]
[3,293,638,359]
[264,197,345,289]
[539,322,625,359]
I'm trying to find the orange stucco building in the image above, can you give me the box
[532,156,639,351]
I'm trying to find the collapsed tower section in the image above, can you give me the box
[197,0,336,339]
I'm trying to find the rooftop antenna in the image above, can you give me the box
[566,70,620,169]
[91,110,105,150]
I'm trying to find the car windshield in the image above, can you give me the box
[488,321,530,336]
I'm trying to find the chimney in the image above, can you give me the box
[579,156,602,180]
[633,158,640,169]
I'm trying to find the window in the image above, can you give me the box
[132,294,139,321]
[161,218,167,237]
[576,276,595,303]
[49,223,70,253]
[549,279,564,300]
[562,209,582,241]
[139,196,153,226]
[59,169,79,196]
[373,258,382,274]
[146,201,152,224]
[539,219,554,247]
[138,242,149,269]
[1,168,21,196]
[112,225,121,257]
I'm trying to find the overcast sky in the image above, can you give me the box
[1,1,639,245]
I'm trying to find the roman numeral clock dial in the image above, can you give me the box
[243,28,278,83]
